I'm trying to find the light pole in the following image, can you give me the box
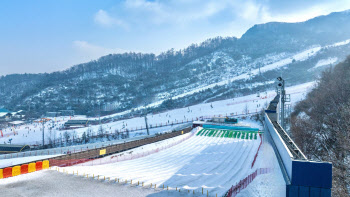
[277,77,285,130]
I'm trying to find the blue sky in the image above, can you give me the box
[1,0,350,75]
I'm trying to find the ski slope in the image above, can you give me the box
[0,81,314,147]
[63,128,261,196]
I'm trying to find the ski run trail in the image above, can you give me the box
[61,128,265,196]
[0,127,285,197]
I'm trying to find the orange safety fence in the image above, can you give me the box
[21,164,29,174]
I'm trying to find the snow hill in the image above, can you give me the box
[0,128,286,197]
[62,128,266,196]
[0,82,314,147]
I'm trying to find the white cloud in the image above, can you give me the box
[121,0,350,26]
[123,0,228,25]
[73,41,128,62]
[94,9,129,29]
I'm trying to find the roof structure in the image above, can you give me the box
[0,144,30,153]
[8,121,25,125]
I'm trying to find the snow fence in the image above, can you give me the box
[225,168,272,197]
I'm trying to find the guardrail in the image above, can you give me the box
[49,127,193,167]
[69,131,194,167]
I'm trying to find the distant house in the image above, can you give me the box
[11,110,25,119]
[64,119,89,129]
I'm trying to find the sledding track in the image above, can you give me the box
[0,129,261,197]
[62,129,260,196]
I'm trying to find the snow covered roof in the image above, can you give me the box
[0,112,9,117]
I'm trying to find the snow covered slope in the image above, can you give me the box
[0,82,314,147]
[63,128,262,196]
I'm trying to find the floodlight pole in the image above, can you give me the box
[277,77,286,130]
[281,80,285,129]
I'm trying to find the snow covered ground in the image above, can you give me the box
[237,143,286,197]
[0,81,315,148]
[308,57,338,71]
[0,125,286,197]
[60,128,262,196]
[0,170,162,197]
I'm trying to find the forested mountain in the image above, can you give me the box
[291,56,350,196]
[1,10,350,116]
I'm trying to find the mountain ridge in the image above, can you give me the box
[1,10,350,117]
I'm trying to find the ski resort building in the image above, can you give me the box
[0,144,30,154]
[63,119,89,129]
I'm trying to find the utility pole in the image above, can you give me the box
[144,115,150,135]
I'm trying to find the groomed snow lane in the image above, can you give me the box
[64,128,261,196]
